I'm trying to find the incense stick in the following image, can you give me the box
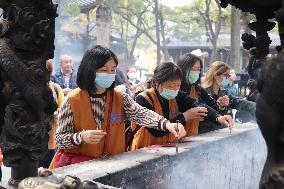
[176,120,179,154]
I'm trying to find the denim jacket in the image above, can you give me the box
[50,69,78,89]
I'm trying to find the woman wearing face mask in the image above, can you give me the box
[127,66,145,96]
[202,61,256,122]
[52,46,186,168]
[130,62,233,150]
[177,54,229,135]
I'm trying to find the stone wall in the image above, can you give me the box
[53,123,266,189]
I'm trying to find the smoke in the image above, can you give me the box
[54,15,87,73]
[53,0,98,73]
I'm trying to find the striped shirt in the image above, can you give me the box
[56,92,167,149]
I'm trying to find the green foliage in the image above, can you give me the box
[108,0,156,59]
[192,0,231,31]
[60,0,81,17]
[162,5,203,40]
[272,22,279,34]
[162,1,231,40]
[55,0,233,60]
[241,12,256,23]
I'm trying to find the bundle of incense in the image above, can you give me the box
[176,120,179,154]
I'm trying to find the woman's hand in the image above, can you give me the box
[217,115,234,129]
[183,107,208,121]
[130,83,144,94]
[81,130,107,144]
[63,88,72,95]
[217,95,229,108]
[165,122,186,139]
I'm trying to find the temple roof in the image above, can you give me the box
[80,0,103,12]
[68,0,103,13]
[165,33,280,49]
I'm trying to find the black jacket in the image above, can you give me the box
[136,89,220,126]
[180,82,227,115]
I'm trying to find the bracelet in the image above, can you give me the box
[79,131,84,144]
[162,120,170,131]
[72,133,82,146]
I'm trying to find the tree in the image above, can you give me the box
[162,5,203,40]
[153,0,162,64]
[147,0,171,63]
[96,3,112,47]
[53,0,85,67]
[111,0,172,65]
[230,6,241,71]
[193,0,228,62]
[109,0,145,63]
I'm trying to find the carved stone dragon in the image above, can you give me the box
[220,0,284,188]
[0,0,57,186]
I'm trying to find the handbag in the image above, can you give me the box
[52,150,93,168]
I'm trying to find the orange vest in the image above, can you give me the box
[130,88,179,150]
[64,88,125,158]
[48,82,64,149]
[184,86,200,136]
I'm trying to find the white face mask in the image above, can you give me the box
[128,72,137,80]
[95,73,116,89]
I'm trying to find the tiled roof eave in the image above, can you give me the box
[80,0,103,13]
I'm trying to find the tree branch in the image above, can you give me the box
[114,7,157,44]
[214,0,222,40]
[205,0,216,43]
[195,3,213,43]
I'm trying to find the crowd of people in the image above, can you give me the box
[0,45,257,178]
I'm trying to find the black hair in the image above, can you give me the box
[152,62,182,86]
[115,68,127,86]
[77,45,118,93]
[177,53,203,92]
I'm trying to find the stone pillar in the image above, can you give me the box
[230,6,241,71]
[96,4,112,47]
